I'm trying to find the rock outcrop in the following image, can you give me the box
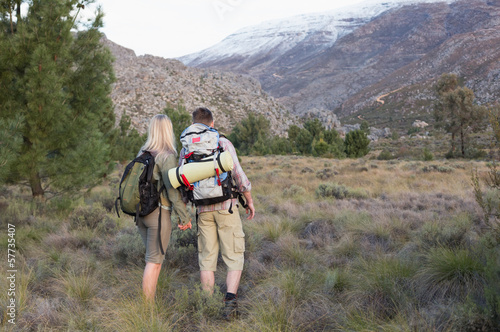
[102,38,296,135]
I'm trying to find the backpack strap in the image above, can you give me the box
[158,205,164,255]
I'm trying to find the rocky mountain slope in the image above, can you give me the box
[180,0,500,129]
[103,38,295,135]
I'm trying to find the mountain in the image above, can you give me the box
[102,38,295,135]
[179,0,500,129]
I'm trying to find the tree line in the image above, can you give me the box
[226,114,370,159]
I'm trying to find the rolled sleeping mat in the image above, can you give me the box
[167,151,234,189]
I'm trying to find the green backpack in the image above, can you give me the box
[115,151,166,253]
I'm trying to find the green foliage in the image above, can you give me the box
[422,148,434,161]
[112,228,145,265]
[174,285,224,320]
[0,0,116,197]
[289,119,345,158]
[472,163,500,231]
[282,184,306,198]
[377,149,394,160]
[68,203,116,234]
[418,247,484,300]
[111,115,145,162]
[344,129,370,158]
[434,73,487,158]
[228,115,347,158]
[164,102,191,153]
[360,120,370,134]
[316,183,368,199]
[0,115,23,183]
[422,164,454,173]
[229,113,271,155]
[269,136,293,155]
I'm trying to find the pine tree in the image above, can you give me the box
[164,102,191,154]
[344,130,370,158]
[228,113,270,155]
[0,0,116,198]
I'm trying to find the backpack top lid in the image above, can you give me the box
[180,123,219,156]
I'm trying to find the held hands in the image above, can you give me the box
[178,220,192,231]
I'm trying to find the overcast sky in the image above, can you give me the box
[82,0,367,59]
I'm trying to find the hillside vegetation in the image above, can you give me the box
[1,156,499,331]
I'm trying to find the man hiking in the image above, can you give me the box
[178,107,255,319]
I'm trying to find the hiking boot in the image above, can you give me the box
[222,298,239,320]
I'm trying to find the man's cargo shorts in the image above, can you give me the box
[197,209,245,271]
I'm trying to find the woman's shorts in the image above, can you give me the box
[137,207,172,264]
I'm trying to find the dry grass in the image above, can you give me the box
[1,156,499,331]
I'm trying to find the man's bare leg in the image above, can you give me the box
[200,270,215,293]
[226,270,242,294]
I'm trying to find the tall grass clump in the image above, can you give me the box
[55,268,99,305]
[416,214,472,249]
[252,215,304,242]
[347,256,418,319]
[416,247,484,302]
[103,297,178,332]
[244,269,322,331]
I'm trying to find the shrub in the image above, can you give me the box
[422,165,454,173]
[316,183,349,199]
[377,149,394,160]
[174,284,224,320]
[68,204,116,234]
[113,229,145,265]
[422,148,434,161]
[283,185,306,198]
[316,183,368,200]
[316,168,336,180]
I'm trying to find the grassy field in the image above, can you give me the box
[1,154,499,331]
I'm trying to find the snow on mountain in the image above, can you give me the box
[179,0,457,66]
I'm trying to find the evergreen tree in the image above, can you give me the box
[434,73,486,158]
[228,113,270,155]
[164,102,191,153]
[304,119,323,139]
[269,136,292,155]
[0,115,23,183]
[0,0,115,198]
[344,130,370,158]
[295,129,313,155]
[360,120,370,134]
[111,115,145,162]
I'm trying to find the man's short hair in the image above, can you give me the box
[192,107,213,126]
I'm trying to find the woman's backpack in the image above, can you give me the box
[115,151,163,218]
[115,151,167,254]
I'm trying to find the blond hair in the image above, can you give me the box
[139,114,177,163]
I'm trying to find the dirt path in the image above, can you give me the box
[376,87,404,105]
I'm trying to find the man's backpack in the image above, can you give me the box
[179,124,242,211]
[115,151,166,253]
